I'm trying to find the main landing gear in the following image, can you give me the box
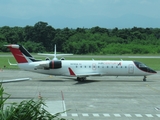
[143,76,146,82]
[77,77,86,81]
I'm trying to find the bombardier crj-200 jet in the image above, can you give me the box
[5,44,156,82]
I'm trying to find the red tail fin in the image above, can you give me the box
[5,45,29,63]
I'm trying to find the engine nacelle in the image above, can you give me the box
[49,60,62,69]
[60,57,65,60]
[45,57,50,61]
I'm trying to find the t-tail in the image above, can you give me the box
[5,44,39,64]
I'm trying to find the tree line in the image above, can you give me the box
[0,21,160,54]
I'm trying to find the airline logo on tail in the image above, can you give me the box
[5,44,36,63]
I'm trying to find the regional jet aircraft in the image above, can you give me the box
[5,44,156,81]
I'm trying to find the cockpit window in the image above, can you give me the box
[134,61,147,68]
[134,61,156,73]
[139,64,147,68]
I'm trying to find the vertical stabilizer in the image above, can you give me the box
[53,44,58,60]
[5,44,36,63]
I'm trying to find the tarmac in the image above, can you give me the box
[1,69,160,120]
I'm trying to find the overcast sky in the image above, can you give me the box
[0,0,160,28]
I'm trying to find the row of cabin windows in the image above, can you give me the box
[75,66,127,68]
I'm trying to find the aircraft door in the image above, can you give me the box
[92,63,96,70]
[128,64,134,74]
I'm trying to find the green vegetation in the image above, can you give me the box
[0,21,160,54]
[0,84,66,120]
[0,21,160,70]
[0,54,18,69]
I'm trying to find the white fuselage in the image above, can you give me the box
[18,60,154,77]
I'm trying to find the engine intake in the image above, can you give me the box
[49,60,62,69]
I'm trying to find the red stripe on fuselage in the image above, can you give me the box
[68,67,76,76]
[9,47,28,63]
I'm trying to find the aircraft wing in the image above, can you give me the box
[68,68,101,77]
[1,78,31,83]
[75,73,101,77]
[35,63,49,69]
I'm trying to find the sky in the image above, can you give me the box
[0,0,160,29]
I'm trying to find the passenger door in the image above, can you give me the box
[128,64,134,74]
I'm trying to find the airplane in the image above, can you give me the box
[5,44,157,82]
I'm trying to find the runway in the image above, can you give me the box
[1,70,160,120]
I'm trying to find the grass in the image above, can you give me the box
[0,53,160,70]
[0,55,18,69]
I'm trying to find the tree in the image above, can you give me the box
[32,21,55,51]
[1,22,160,54]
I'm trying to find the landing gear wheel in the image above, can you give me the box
[143,76,146,82]
[81,77,86,81]
[77,77,81,81]
[77,77,86,81]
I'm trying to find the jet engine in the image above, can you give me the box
[35,60,62,70]
[49,60,62,69]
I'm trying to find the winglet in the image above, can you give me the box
[8,59,17,66]
[68,67,76,76]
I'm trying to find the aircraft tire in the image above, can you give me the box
[143,76,146,82]
[77,77,86,81]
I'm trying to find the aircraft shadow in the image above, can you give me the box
[73,79,100,85]
[73,79,155,85]
[36,80,64,82]
[34,78,155,84]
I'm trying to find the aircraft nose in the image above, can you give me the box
[153,70,157,73]
[149,68,157,73]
